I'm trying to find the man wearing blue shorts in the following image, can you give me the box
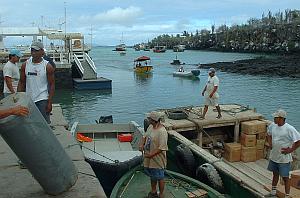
[139,111,168,198]
[266,109,300,198]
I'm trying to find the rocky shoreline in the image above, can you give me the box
[198,55,300,78]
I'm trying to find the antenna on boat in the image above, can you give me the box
[64,2,67,38]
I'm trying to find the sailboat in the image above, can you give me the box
[170,51,185,65]
[115,33,126,51]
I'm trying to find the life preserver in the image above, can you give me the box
[196,163,224,193]
[174,144,196,177]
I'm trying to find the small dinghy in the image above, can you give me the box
[173,69,200,77]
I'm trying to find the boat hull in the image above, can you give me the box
[110,165,225,198]
[173,70,200,77]
[167,135,256,198]
[134,66,153,73]
[86,156,142,196]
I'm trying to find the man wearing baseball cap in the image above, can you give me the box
[201,67,222,119]
[17,41,55,124]
[3,49,23,97]
[266,109,300,198]
[139,111,168,198]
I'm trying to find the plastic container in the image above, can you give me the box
[117,134,133,142]
[0,93,78,195]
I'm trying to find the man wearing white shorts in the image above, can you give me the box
[201,68,222,119]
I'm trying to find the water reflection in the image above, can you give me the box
[134,72,153,84]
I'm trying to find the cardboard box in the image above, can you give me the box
[240,133,256,147]
[224,143,241,162]
[241,120,267,135]
[291,170,300,189]
[256,139,265,149]
[241,146,256,162]
[256,149,264,160]
[257,132,267,140]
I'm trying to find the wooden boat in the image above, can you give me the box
[110,165,225,198]
[173,70,200,77]
[134,56,153,73]
[153,46,166,53]
[144,104,277,198]
[70,121,144,196]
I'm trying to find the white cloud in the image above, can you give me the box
[79,6,143,27]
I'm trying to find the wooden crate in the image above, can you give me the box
[224,143,241,162]
[256,139,265,150]
[291,170,300,190]
[241,120,267,135]
[240,133,256,147]
[256,149,264,160]
[257,132,267,140]
[241,146,256,162]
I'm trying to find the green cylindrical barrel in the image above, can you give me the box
[0,93,78,195]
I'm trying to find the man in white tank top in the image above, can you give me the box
[17,41,55,124]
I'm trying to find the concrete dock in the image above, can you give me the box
[0,104,107,198]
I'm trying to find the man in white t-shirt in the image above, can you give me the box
[266,109,300,198]
[201,68,222,119]
[17,41,55,124]
[3,49,22,97]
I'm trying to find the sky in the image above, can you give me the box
[1,0,300,46]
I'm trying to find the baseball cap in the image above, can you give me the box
[146,111,163,122]
[272,109,287,118]
[9,49,23,57]
[31,41,44,50]
[208,68,216,73]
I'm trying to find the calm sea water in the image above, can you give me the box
[54,47,300,130]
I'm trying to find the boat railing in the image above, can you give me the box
[84,52,97,75]
[74,54,84,76]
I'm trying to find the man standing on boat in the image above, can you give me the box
[3,49,22,98]
[266,109,300,198]
[201,67,222,119]
[18,41,55,124]
[139,111,168,198]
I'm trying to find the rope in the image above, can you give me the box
[80,145,120,163]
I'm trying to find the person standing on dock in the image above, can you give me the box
[17,41,55,124]
[266,109,300,198]
[139,111,168,198]
[2,49,22,98]
[201,67,222,119]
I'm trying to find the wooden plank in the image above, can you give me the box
[230,161,272,186]
[246,161,273,179]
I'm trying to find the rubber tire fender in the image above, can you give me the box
[196,163,224,193]
[174,144,196,177]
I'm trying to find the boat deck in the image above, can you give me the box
[82,139,141,163]
[156,104,274,197]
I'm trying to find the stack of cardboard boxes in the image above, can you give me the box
[224,120,267,162]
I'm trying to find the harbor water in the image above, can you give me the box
[54,47,300,131]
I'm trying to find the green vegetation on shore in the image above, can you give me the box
[143,9,300,54]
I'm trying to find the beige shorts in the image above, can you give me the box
[204,96,219,106]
